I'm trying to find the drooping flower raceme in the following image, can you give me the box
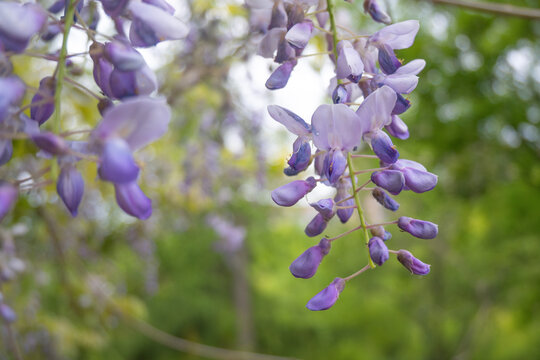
[249,0,439,311]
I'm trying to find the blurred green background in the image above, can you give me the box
[1,0,540,359]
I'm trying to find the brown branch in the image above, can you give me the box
[428,0,540,20]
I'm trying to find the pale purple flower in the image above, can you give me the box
[311,104,363,152]
[258,27,286,58]
[266,61,296,90]
[305,213,327,237]
[98,137,140,183]
[322,149,347,185]
[398,216,438,239]
[335,178,354,223]
[397,249,430,275]
[104,41,145,71]
[284,137,311,176]
[306,277,346,311]
[114,181,152,219]
[267,104,311,138]
[310,198,335,220]
[57,164,84,217]
[271,177,317,207]
[389,159,438,193]
[368,236,389,266]
[290,238,331,279]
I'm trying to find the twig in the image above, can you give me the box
[428,0,540,20]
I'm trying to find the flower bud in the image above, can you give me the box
[335,179,354,223]
[271,177,317,207]
[266,61,295,90]
[114,181,152,219]
[398,216,438,239]
[336,40,364,80]
[31,131,68,155]
[310,198,335,220]
[323,149,347,185]
[306,277,346,311]
[57,164,84,217]
[275,39,295,63]
[397,249,430,275]
[30,76,56,125]
[305,213,328,237]
[401,167,438,193]
[371,170,405,195]
[109,66,157,99]
[370,225,392,241]
[289,238,331,279]
[368,237,389,266]
[372,187,399,211]
[0,182,17,222]
[0,303,16,323]
[98,138,140,184]
[370,130,399,164]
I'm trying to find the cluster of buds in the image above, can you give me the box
[0,0,187,221]
[249,0,439,310]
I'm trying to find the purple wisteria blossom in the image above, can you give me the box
[306,277,346,311]
[397,249,431,275]
[0,2,47,53]
[290,238,331,279]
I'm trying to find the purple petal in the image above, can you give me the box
[0,182,17,222]
[257,27,286,58]
[310,198,335,220]
[267,104,310,137]
[306,277,345,311]
[385,115,409,140]
[381,73,419,94]
[312,104,363,151]
[395,59,426,75]
[368,237,389,266]
[336,40,364,80]
[370,20,420,50]
[363,0,392,25]
[391,159,427,172]
[369,129,399,164]
[305,213,328,237]
[285,20,313,49]
[98,138,140,183]
[332,84,349,104]
[284,137,311,176]
[104,41,145,71]
[0,3,47,53]
[100,0,129,17]
[0,76,26,122]
[378,43,401,74]
[0,140,13,166]
[57,164,84,217]
[371,170,405,195]
[143,0,175,14]
[402,167,438,193]
[265,61,296,90]
[290,238,331,279]
[93,97,171,151]
[323,149,347,185]
[356,85,397,133]
[392,93,411,115]
[398,216,438,239]
[91,51,115,98]
[128,1,188,46]
[274,39,296,63]
[271,177,317,207]
[268,0,287,29]
[114,181,152,219]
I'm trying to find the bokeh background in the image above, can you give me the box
[1,0,540,359]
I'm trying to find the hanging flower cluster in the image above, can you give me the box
[0,0,188,222]
[249,0,439,310]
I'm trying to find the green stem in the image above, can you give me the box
[326,0,339,59]
[53,0,78,135]
[347,152,376,268]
